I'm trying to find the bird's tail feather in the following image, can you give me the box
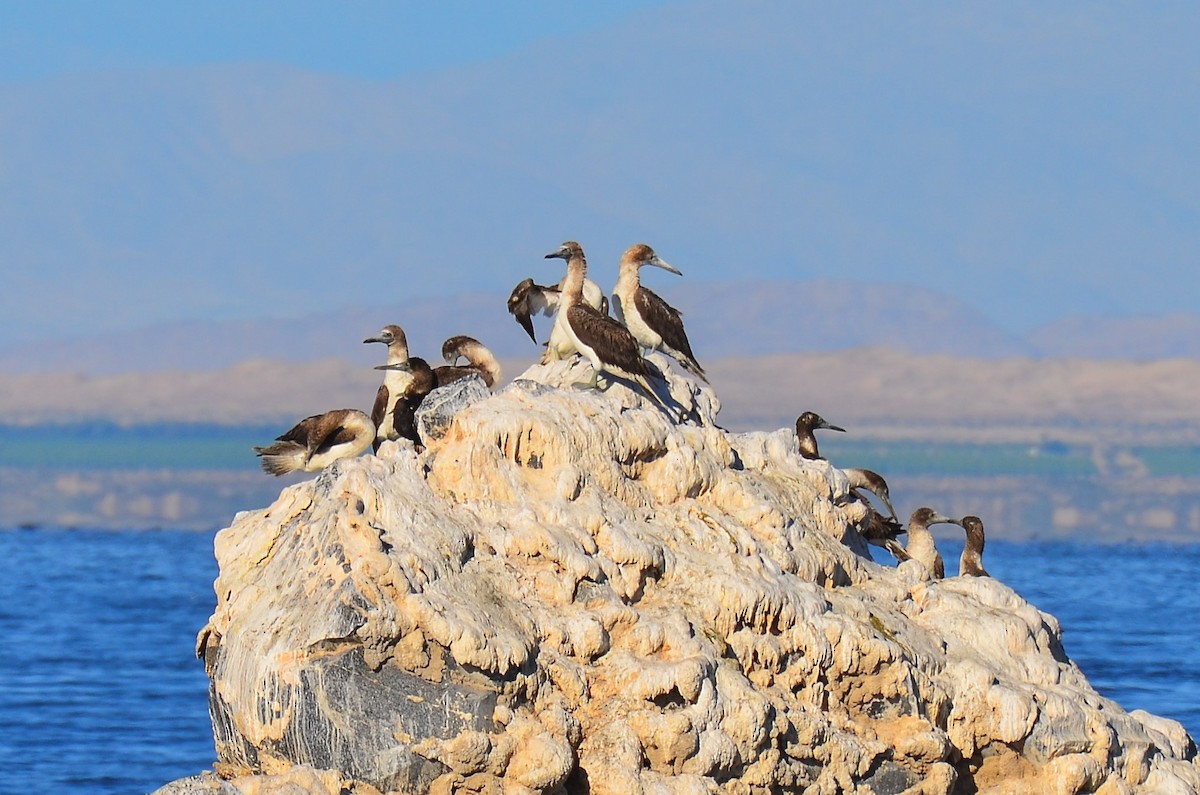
[253,441,306,476]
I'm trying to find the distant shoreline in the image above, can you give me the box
[3,428,1199,542]
[2,350,1200,446]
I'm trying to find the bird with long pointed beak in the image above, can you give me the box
[544,241,674,416]
[900,507,961,580]
[611,243,706,381]
[372,359,436,450]
[794,411,846,459]
[364,325,430,451]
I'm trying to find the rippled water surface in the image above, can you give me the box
[0,529,216,795]
[0,529,1197,794]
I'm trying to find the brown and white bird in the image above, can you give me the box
[253,409,375,476]
[958,515,990,577]
[900,507,961,580]
[794,411,846,460]
[544,241,672,414]
[507,275,607,361]
[611,243,706,381]
[364,325,431,451]
[373,359,436,449]
[433,335,502,388]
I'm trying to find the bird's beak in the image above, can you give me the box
[931,513,957,525]
[819,420,847,433]
[545,246,568,260]
[364,337,384,344]
[650,255,682,276]
[375,362,412,372]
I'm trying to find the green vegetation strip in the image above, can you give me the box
[0,423,279,470]
[1,424,1196,476]
[818,439,1099,477]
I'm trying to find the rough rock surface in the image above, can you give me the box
[170,357,1198,794]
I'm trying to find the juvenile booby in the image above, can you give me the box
[544,241,672,414]
[958,515,990,577]
[364,325,419,451]
[794,411,846,460]
[433,335,502,388]
[901,507,960,580]
[611,243,706,381]
[253,409,375,476]
[844,467,898,521]
[507,275,608,361]
[373,358,436,449]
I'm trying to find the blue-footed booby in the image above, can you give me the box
[373,359,436,449]
[507,275,608,361]
[612,243,706,381]
[544,241,672,415]
[434,335,502,388]
[253,409,375,475]
[958,516,990,577]
[900,507,960,580]
[364,324,425,451]
[794,411,845,460]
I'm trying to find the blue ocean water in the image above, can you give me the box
[0,529,1197,795]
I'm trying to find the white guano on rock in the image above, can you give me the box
[181,358,1199,795]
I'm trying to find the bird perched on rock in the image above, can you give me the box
[507,275,608,362]
[364,325,434,451]
[899,507,960,580]
[433,335,502,388]
[544,241,673,416]
[373,360,436,450]
[611,243,706,381]
[794,411,845,460]
[253,409,375,475]
[958,515,990,577]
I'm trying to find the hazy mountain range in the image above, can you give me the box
[2,279,1199,376]
[2,1,1199,355]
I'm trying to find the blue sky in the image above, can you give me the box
[0,1,674,80]
[1,1,1198,361]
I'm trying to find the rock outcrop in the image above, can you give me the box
[163,356,1198,794]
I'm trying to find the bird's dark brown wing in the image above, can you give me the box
[507,279,539,342]
[370,385,389,431]
[275,413,324,445]
[313,423,358,456]
[635,286,703,371]
[433,365,474,387]
[568,304,649,377]
[508,278,560,343]
[393,359,437,444]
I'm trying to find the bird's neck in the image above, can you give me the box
[906,524,940,569]
[386,342,409,365]
[614,260,640,297]
[461,343,501,387]
[962,528,986,571]
[560,253,588,305]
